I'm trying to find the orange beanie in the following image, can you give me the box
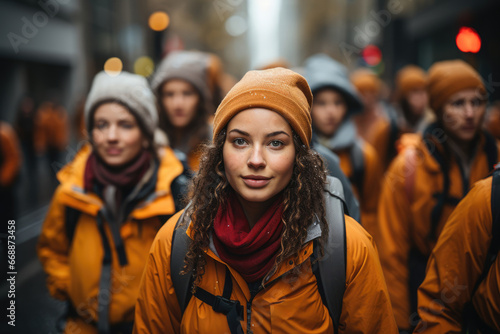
[396,65,427,98]
[351,68,381,94]
[427,59,485,113]
[213,67,313,147]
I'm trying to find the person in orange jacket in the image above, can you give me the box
[377,59,500,332]
[371,65,435,171]
[151,50,215,173]
[350,68,393,146]
[37,71,188,334]
[304,53,383,240]
[413,169,500,334]
[133,68,397,334]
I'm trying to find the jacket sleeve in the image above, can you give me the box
[340,216,398,333]
[0,123,22,187]
[414,178,493,334]
[134,211,184,334]
[37,186,71,300]
[376,152,413,329]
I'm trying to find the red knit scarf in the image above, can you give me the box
[212,194,284,283]
[84,150,151,208]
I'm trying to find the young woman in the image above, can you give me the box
[38,71,188,334]
[377,59,500,331]
[151,50,214,172]
[304,53,383,240]
[134,68,397,333]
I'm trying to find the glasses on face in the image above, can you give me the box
[447,97,486,111]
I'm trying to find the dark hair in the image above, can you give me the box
[181,128,329,289]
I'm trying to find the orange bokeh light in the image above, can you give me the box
[149,11,169,31]
[456,27,481,53]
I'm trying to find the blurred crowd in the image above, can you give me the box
[1,49,500,333]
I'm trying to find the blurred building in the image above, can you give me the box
[376,0,500,100]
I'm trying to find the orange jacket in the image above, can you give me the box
[35,103,69,153]
[335,141,383,242]
[37,145,184,333]
[0,122,22,187]
[377,131,500,329]
[133,212,398,334]
[414,176,500,333]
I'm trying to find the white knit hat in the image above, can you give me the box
[85,71,159,140]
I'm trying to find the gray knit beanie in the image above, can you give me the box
[151,50,213,110]
[85,71,159,141]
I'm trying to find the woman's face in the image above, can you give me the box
[311,89,347,137]
[92,102,146,167]
[441,88,486,145]
[223,108,296,206]
[160,79,200,128]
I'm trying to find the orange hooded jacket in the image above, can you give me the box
[377,131,500,330]
[133,211,398,334]
[37,145,184,333]
[413,175,500,333]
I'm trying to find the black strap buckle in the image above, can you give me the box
[212,296,243,318]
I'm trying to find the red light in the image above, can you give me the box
[456,27,481,53]
[362,45,382,66]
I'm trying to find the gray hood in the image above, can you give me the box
[304,53,364,117]
[317,119,358,151]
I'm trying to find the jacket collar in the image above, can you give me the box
[56,144,183,218]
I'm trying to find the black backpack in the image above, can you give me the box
[170,176,347,334]
[462,163,500,334]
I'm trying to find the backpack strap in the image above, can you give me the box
[349,141,365,199]
[194,268,244,334]
[484,132,498,172]
[65,206,82,246]
[313,176,347,333]
[170,204,194,314]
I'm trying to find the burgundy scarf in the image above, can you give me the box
[84,150,151,209]
[212,195,284,283]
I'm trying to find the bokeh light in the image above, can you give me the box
[456,27,481,53]
[134,56,155,77]
[104,57,123,76]
[225,15,247,37]
[149,11,170,31]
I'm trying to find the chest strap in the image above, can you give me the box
[193,268,244,334]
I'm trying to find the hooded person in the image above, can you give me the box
[133,67,397,333]
[151,50,215,173]
[304,53,383,241]
[371,65,435,171]
[37,71,189,334]
[377,59,500,331]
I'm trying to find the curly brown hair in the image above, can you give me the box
[180,128,329,288]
